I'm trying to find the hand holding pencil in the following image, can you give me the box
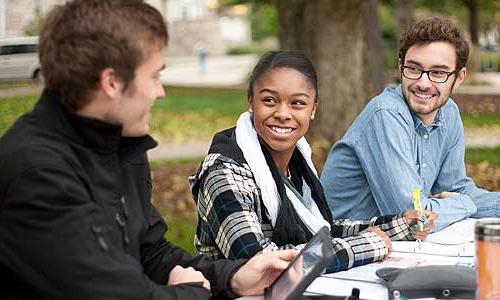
[404,209,438,240]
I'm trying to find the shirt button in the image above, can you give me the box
[422,163,427,168]
[423,134,429,139]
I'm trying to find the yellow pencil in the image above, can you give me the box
[412,188,424,232]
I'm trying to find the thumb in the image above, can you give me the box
[276,249,299,262]
[265,250,298,270]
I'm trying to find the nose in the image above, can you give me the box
[416,72,433,90]
[275,103,292,121]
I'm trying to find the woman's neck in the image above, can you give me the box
[257,136,294,175]
[270,150,293,176]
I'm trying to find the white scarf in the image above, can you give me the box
[235,112,330,233]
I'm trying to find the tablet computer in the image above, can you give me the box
[265,226,334,300]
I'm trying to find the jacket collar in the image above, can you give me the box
[33,89,157,157]
[207,127,246,164]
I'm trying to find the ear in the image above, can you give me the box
[453,67,466,89]
[247,96,254,112]
[99,68,123,99]
[311,101,319,120]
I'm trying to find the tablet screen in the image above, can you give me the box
[265,230,328,300]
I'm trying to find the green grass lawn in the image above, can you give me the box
[462,113,500,128]
[0,86,247,138]
[151,86,246,143]
[0,95,38,136]
[465,147,500,166]
[159,208,196,254]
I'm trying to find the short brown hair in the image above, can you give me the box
[399,17,469,71]
[39,0,168,109]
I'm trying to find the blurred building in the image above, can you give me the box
[0,0,251,55]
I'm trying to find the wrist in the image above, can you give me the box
[228,261,247,297]
[230,272,243,296]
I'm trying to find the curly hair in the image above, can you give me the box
[399,17,469,70]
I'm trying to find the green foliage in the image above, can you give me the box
[384,47,398,70]
[462,113,500,128]
[465,147,500,166]
[23,9,45,36]
[414,0,499,32]
[480,51,500,72]
[220,0,277,41]
[250,3,277,41]
[379,3,397,48]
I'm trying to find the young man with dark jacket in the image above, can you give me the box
[0,1,296,299]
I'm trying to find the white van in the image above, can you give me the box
[0,36,41,82]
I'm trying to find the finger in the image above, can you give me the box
[265,257,291,271]
[426,212,438,222]
[386,239,393,251]
[274,249,299,262]
[203,279,211,291]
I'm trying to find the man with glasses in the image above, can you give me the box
[320,17,500,231]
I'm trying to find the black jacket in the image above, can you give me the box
[0,90,245,300]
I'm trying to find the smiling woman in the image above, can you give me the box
[188,51,433,273]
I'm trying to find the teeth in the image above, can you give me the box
[413,92,433,99]
[271,126,292,134]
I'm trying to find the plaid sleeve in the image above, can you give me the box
[197,160,295,259]
[373,213,413,241]
[330,214,412,241]
[330,217,377,238]
[326,231,389,273]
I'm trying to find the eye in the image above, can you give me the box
[261,97,276,104]
[406,66,422,73]
[291,99,307,106]
[429,70,448,78]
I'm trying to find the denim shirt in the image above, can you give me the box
[320,85,500,230]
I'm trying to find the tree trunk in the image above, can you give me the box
[462,0,480,73]
[463,0,479,46]
[274,0,372,146]
[363,0,385,95]
[395,0,414,44]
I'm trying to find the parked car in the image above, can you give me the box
[0,36,41,82]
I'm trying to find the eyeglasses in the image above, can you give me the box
[401,66,458,83]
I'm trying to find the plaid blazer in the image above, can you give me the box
[190,152,414,273]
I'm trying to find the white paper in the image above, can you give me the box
[392,240,475,257]
[306,276,388,299]
[426,218,476,245]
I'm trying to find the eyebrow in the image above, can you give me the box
[258,88,311,98]
[405,59,453,70]
[291,92,311,99]
[258,88,278,95]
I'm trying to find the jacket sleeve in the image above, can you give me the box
[139,202,247,298]
[198,161,392,273]
[0,164,243,300]
[197,161,290,259]
[331,214,413,241]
